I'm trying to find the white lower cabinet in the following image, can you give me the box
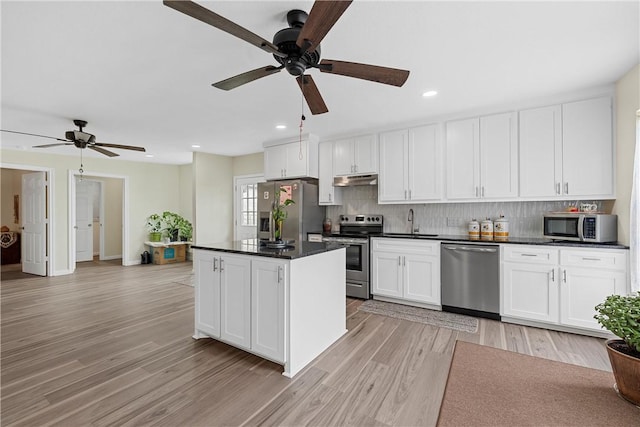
[193,250,286,363]
[251,258,286,362]
[502,245,629,333]
[371,238,440,306]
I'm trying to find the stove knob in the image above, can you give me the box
[376,217,380,221]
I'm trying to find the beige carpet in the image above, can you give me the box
[437,341,639,426]
[358,299,478,333]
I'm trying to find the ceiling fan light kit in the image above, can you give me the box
[163,0,410,115]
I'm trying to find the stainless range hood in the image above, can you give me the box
[333,174,378,187]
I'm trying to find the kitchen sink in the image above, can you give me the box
[383,233,439,239]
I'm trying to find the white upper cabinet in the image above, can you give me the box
[562,97,613,197]
[333,134,378,176]
[263,134,319,180]
[446,112,517,200]
[379,124,442,203]
[519,105,563,198]
[318,141,342,205]
[519,97,613,199]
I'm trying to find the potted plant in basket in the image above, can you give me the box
[146,214,163,242]
[271,188,295,241]
[594,293,640,405]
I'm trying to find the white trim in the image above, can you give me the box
[1,162,54,277]
[233,173,265,241]
[68,170,130,270]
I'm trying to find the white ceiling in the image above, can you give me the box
[1,1,638,165]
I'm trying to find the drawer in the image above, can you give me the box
[502,245,558,264]
[371,238,439,255]
[560,249,627,270]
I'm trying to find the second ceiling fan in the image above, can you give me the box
[163,0,410,115]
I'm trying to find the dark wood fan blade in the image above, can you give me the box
[213,65,283,91]
[319,59,410,87]
[296,75,328,115]
[1,129,69,142]
[95,142,146,152]
[296,1,352,54]
[89,145,119,157]
[33,143,74,148]
[163,1,284,57]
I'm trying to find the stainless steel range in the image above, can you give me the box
[321,214,383,299]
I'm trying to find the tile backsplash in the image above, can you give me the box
[325,186,613,237]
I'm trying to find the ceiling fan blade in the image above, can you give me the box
[319,59,410,87]
[89,145,119,157]
[213,65,283,91]
[296,75,328,115]
[33,143,74,148]
[1,129,69,142]
[163,1,284,57]
[95,142,146,152]
[297,1,352,54]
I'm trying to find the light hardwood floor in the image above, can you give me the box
[1,261,611,426]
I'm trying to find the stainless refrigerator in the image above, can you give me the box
[257,180,324,243]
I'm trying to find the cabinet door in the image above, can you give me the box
[220,255,251,350]
[560,267,626,330]
[480,112,518,199]
[371,250,403,298]
[319,142,341,205]
[519,105,562,197]
[251,259,286,362]
[404,253,440,305]
[353,134,378,175]
[408,124,442,201]
[502,263,559,323]
[562,97,613,197]
[378,130,408,203]
[446,118,479,199]
[264,145,287,180]
[333,138,354,176]
[194,250,221,338]
[285,140,308,178]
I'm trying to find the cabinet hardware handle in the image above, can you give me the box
[551,269,555,282]
[564,182,569,194]
[404,190,407,200]
[563,269,566,283]
[582,257,601,261]
[354,164,358,173]
[398,256,401,266]
[403,256,406,266]
[277,266,282,283]
[556,183,561,194]
[329,193,332,202]
[408,189,412,200]
[213,258,218,272]
[481,187,485,197]
[220,259,224,272]
[475,186,479,197]
[521,253,538,257]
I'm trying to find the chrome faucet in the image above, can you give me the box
[408,208,414,234]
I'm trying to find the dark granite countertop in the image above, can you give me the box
[372,233,629,249]
[191,239,345,260]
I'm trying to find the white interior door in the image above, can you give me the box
[234,175,264,240]
[75,179,94,262]
[21,171,47,276]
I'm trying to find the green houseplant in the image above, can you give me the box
[594,293,640,405]
[162,211,182,241]
[271,188,295,241]
[178,217,193,241]
[146,214,163,242]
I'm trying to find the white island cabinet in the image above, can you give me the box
[192,242,346,377]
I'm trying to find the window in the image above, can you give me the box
[240,183,257,227]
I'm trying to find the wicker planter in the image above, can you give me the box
[605,339,640,406]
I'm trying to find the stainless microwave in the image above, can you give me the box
[543,213,617,243]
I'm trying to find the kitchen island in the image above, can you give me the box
[190,239,346,377]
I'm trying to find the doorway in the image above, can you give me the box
[0,164,53,277]
[68,171,128,270]
[233,174,265,240]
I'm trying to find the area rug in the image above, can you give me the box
[358,299,478,333]
[437,341,640,426]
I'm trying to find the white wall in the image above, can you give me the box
[1,149,182,274]
[193,151,233,244]
[612,63,640,246]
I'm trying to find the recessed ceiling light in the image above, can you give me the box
[422,90,438,97]
[145,154,154,158]
[191,144,200,148]
[275,124,287,130]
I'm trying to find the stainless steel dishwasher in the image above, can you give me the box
[441,243,500,320]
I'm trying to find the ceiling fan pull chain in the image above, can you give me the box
[79,149,84,180]
[299,90,305,160]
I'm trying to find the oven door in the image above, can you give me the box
[323,237,370,298]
